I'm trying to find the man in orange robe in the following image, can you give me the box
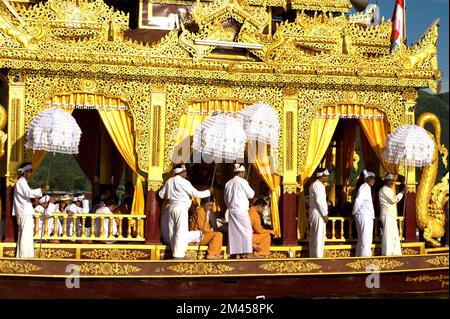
[190,196,223,259]
[249,198,274,258]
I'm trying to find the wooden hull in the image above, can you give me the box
[0,269,448,299]
[0,243,448,298]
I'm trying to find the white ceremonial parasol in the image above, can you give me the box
[383,124,435,218]
[26,108,82,154]
[193,113,247,162]
[236,102,280,178]
[236,102,280,149]
[383,125,435,167]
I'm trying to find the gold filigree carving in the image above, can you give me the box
[34,248,74,259]
[268,252,289,259]
[80,79,97,92]
[185,249,206,260]
[283,184,298,194]
[425,256,449,267]
[77,262,142,275]
[148,181,163,192]
[167,262,234,275]
[260,260,322,273]
[0,260,43,273]
[323,249,351,258]
[405,274,449,288]
[81,249,150,260]
[401,248,419,255]
[291,0,352,12]
[2,250,15,257]
[345,259,404,271]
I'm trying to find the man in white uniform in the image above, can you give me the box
[13,162,49,258]
[224,164,255,258]
[309,168,330,258]
[159,164,212,259]
[379,173,405,256]
[353,169,376,257]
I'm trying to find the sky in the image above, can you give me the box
[376,0,449,93]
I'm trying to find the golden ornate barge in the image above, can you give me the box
[0,0,447,298]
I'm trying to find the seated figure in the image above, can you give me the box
[190,196,223,259]
[250,198,274,258]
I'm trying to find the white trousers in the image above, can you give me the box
[355,215,374,257]
[228,210,253,255]
[309,211,326,258]
[381,215,402,256]
[16,215,35,258]
[168,205,202,258]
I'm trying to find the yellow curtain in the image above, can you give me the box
[297,116,339,240]
[359,117,398,174]
[98,108,144,215]
[31,150,48,171]
[252,143,281,238]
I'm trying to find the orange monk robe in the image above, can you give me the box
[190,207,223,257]
[249,207,272,256]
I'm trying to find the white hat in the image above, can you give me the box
[38,195,50,204]
[316,169,330,177]
[59,194,71,201]
[363,169,376,179]
[384,173,395,180]
[18,164,32,173]
[75,195,85,202]
[173,164,186,174]
[234,164,245,172]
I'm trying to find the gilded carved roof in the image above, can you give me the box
[0,0,441,91]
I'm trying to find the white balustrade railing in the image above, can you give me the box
[304,216,405,242]
[33,213,146,242]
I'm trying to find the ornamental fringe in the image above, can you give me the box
[45,102,129,111]
[315,114,385,119]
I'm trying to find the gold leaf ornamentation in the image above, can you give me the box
[167,263,234,275]
[345,259,404,271]
[34,248,74,259]
[425,256,449,267]
[406,274,449,288]
[259,261,322,273]
[78,263,142,275]
[3,250,15,257]
[81,249,150,260]
[401,248,419,255]
[0,260,43,273]
[323,249,351,258]
[268,252,289,259]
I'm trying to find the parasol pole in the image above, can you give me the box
[402,159,408,218]
[39,154,53,258]
[246,163,251,180]
[198,162,217,260]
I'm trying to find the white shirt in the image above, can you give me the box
[12,176,42,217]
[353,182,375,219]
[45,203,58,216]
[224,175,255,213]
[379,185,403,218]
[95,206,118,237]
[309,179,328,217]
[158,175,210,210]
